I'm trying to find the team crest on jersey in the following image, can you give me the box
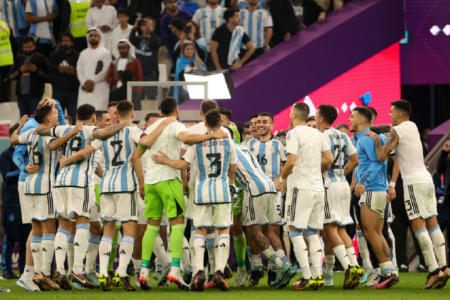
[219,15,222,18]
[255,15,260,20]
[269,147,275,153]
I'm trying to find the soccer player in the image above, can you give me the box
[306,116,316,128]
[315,104,362,289]
[248,114,259,137]
[131,97,227,291]
[153,108,238,292]
[275,102,333,291]
[219,107,241,143]
[365,100,450,289]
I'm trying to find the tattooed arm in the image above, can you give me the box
[95,164,104,178]
[369,124,392,134]
[92,123,129,140]
[343,153,359,176]
[364,128,399,162]
[35,124,55,136]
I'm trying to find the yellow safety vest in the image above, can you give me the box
[0,21,13,67]
[69,0,91,38]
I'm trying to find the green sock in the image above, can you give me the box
[108,222,121,271]
[142,224,160,268]
[233,233,247,268]
[170,224,185,268]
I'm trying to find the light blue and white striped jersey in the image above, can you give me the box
[322,127,356,188]
[92,126,143,194]
[183,137,238,204]
[239,7,272,49]
[235,145,276,197]
[241,135,286,180]
[18,129,58,195]
[53,125,98,188]
[192,5,226,51]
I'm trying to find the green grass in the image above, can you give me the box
[1,272,449,300]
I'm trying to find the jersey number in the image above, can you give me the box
[69,137,82,153]
[110,141,124,167]
[331,145,346,170]
[206,153,221,178]
[30,142,43,166]
[256,154,268,165]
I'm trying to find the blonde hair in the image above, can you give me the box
[181,41,206,70]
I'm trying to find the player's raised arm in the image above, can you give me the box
[92,122,130,140]
[152,150,190,170]
[48,122,83,151]
[364,128,399,162]
[177,130,228,145]
[10,115,29,146]
[59,145,97,168]
[138,117,178,148]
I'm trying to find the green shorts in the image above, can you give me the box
[94,184,101,207]
[232,181,244,216]
[144,178,185,220]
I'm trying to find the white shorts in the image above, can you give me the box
[88,185,101,223]
[23,191,56,222]
[243,192,280,226]
[55,187,91,220]
[186,186,195,220]
[18,182,31,224]
[404,183,437,221]
[285,188,324,230]
[359,191,387,217]
[276,192,286,225]
[387,202,393,223]
[324,182,353,226]
[137,196,148,225]
[100,191,139,222]
[193,203,232,228]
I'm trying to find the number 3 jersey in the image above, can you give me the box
[18,129,59,195]
[183,137,238,205]
[91,126,144,194]
[322,128,356,188]
[52,125,99,188]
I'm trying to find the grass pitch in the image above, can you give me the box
[1,272,449,300]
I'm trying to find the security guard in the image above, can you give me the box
[0,20,17,102]
[60,0,91,51]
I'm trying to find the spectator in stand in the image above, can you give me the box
[10,37,50,116]
[316,0,343,12]
[237,0,267,9]
[0,124,31,279]
[438,139,450,209]
[276,130,287,139]
[0,21,18,103]
[336,123,350,135]
[110,0,128,10]
[109,69,136,103]
[242,129,251,142]
[144,112,162,127]
[192,0,226,70]
[129,17,161,99]
[85,0,118,49]
[177,0,200,16]
[128,0,163,33]
[305,115,316,128]
[77,28,112,110]
[270,0,299,46]
[161,0,192,59]
[107,101,119,124]
[109,8,135,59]
[25,0,58,58]
[291,0,326,30]
[59,0,90,52]
[0,0,28,53]
[49,32,79,123]
[211,8,254,71]
[171,19,207,67]
[239,0,272,64]
[106,39,143,90]
[421,127,432,157]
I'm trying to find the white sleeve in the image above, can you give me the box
[91,139,102,151]
[85,9,94,29]
[278,140,287,162]
[131,127,144,144]
[174,122,188,138]
[53,125,69,138]
[192,10,201,28]
[392,126,402,141]
[76,52,87,84]
[229,141,238,165]
[321,133,331,152]
[345,134,357,156]
[85,126,100,140]
[264,12,273,27]
[91,51,112,84]
[25,1,32,13]
[183,145,195,165]
[18,130,30,144]
[286,130,299,155]
[43,136,54,145]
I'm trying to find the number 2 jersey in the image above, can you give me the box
[183,137,238,205]
[322,127,356,188]
[91,126,144,194]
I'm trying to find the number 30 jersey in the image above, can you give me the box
[322,127,356,188]
[53,125,98,188]
[91,126,144,194]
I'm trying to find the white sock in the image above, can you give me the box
[215,234,230,273]
[67,234,75,274]
[118,236,134,277]
[306,231,323,278]
[276,249,288,266]
[415,228,439,272]
[325,255,335,275]
[252,254,263,270]
[23,265,34,280]
[429,226,447,269]
[99,236,113,276]
[346,247,358,266]
[388,229,397,269]
[85,235,101,275]
[155,257,162,273]
[206,233,216,273]
[194,235,206,275]
[154,234,170,267]
[262,246,283,269]
[190,226,196,272]
[380,261,392,277]
[41,234,55,277]
[182,236,191,270]
[246,246,253,270]
[134,259,142,274]
[356,230,372,270]
[333,245,350,271]
[55,229,69,274]
[73,223,90,275]
[290,231,311,279]
[30,235,42,274]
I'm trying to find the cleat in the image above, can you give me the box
[313,275,324,290]
[295,277,316,291]
[224,265,233,279]
[34,273,60,291]
[267,270,276,287]
[213,271,229,291]
[366,268,381,287]
[248,269,263,287]
[194,270,206,291]
[352,266,365,288]
[17,278,40,291]
[167,270,189,291]
[372,275,395,289]
[324,274,334,287]
[126,260,135,276]
[85,273,100,288]
[73,282,85,290]
[343,266,357,290]
[183,266,193,284]
[54,271,73,290]
[204,274,215,289]
[138,271,152,291]
[112,272,136,291]
[360,267,373,284]
[98,274,113,291]
[157,263,172,287]
[434,268,450,289]
[391,271,400,286]
[274,264,296,289]
[69,271,96,289]
[422,271,444,290]
[234,269,248,287]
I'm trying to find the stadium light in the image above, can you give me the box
[184,70,235,100]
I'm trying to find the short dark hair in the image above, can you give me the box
[22,36,35,45]
[201,100,218,115]
[219,107,232,121]
[108,101,118,108]
[77,104,96,121]
[117,100,134,119]
[391,100,412,117]
[276,130,287,138]
[258,112,274,123]
[243,122,250,129]
[243,130,251,136]
[160,97,178,116]
[367,107,377,120]
[318,104,338,125]
[95,110,108,121]
[59,32,74,43]
[353,107,372,123]
[205,108,222,128]
[9,123,19,136]
[306,116,315,123]
[171,18,186,31]
[121,69,134,83]
[34,105,53,124]
[292,103,309,121]
[145,112,162,122]
[336,123,349,131]
[250,114,259,120]
[117,8,129,17]
[224,8,239,22]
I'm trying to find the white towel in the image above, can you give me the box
[227,26,245,66]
